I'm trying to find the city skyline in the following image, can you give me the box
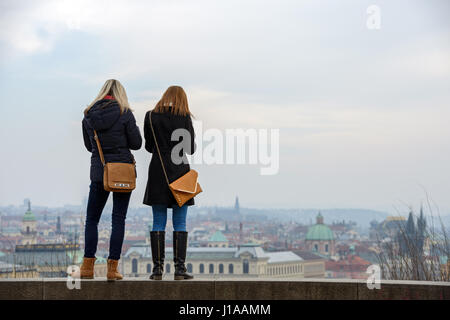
[2,197,449,230]
[1,194,447,282]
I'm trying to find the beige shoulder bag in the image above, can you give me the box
[93,130,136,192]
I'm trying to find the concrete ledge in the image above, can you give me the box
[0,278,449,300]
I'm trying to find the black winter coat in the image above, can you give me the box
[82,98,142,182]
[143,109,196,208]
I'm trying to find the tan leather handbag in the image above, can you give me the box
[93,130,136,193]
[149,111,202,207]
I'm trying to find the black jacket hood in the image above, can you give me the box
[85,99,121,131]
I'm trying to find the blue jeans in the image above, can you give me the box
[152,204,188,231]
[84,181,131,260]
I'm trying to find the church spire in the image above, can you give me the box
[316,212,324,224]
[234,196,240,214]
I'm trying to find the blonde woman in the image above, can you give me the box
[79,79,142,281]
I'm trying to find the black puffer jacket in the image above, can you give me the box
[82,98,142,182]
[143,109,196,207]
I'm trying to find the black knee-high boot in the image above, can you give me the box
[149,231,165,280]
[173,231,193,280]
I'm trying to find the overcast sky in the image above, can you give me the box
[0,0,449,215]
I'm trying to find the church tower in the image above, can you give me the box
[56,216,61,234]
[21,200,37,245]
[234,196,240,214]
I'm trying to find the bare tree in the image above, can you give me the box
[375,202,449,281]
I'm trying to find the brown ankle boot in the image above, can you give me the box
[74,257,96,279]
[107,259,123,281]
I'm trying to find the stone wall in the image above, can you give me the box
[0,278,449,300]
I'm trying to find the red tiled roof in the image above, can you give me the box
[325,255,371,272]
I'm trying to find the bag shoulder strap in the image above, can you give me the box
[93,130,106,166]
[149,111,171,186]
[91,100,116,167]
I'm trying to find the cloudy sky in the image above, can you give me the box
[0,0,449,214]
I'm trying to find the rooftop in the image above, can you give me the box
[23,209,36,222]
[124,244,305,263]
[265,251,303,263]
[208,230,228,242]
[22,201,36,222]
[306,224,334,241]
[293,251,326,261]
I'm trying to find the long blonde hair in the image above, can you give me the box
[84,79,132,115]
[154,86,192,117]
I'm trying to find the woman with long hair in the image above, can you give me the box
[79,79,142,281]
[143,85,196,280]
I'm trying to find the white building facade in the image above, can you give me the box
[122,243,325,278]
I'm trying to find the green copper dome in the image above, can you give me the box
[23,200,36,222]
[208,230,228,242]
[23,210,36,222]
[305,213,334,241]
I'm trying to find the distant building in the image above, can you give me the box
[0,200,108,278]
[56,216,61,235]
[292,250,328,278]
[325,246,371,279]
[0,261,33,278]
[398,210,426,257]
[123,243,325,278]
[305,213,335,256]
[0,243,82,278]
[336,243,379,265]
[370,216,406,240]
[189,227,209,246]
[234,196,240,214]
[21,200,37,245]
[207,230,230,247]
